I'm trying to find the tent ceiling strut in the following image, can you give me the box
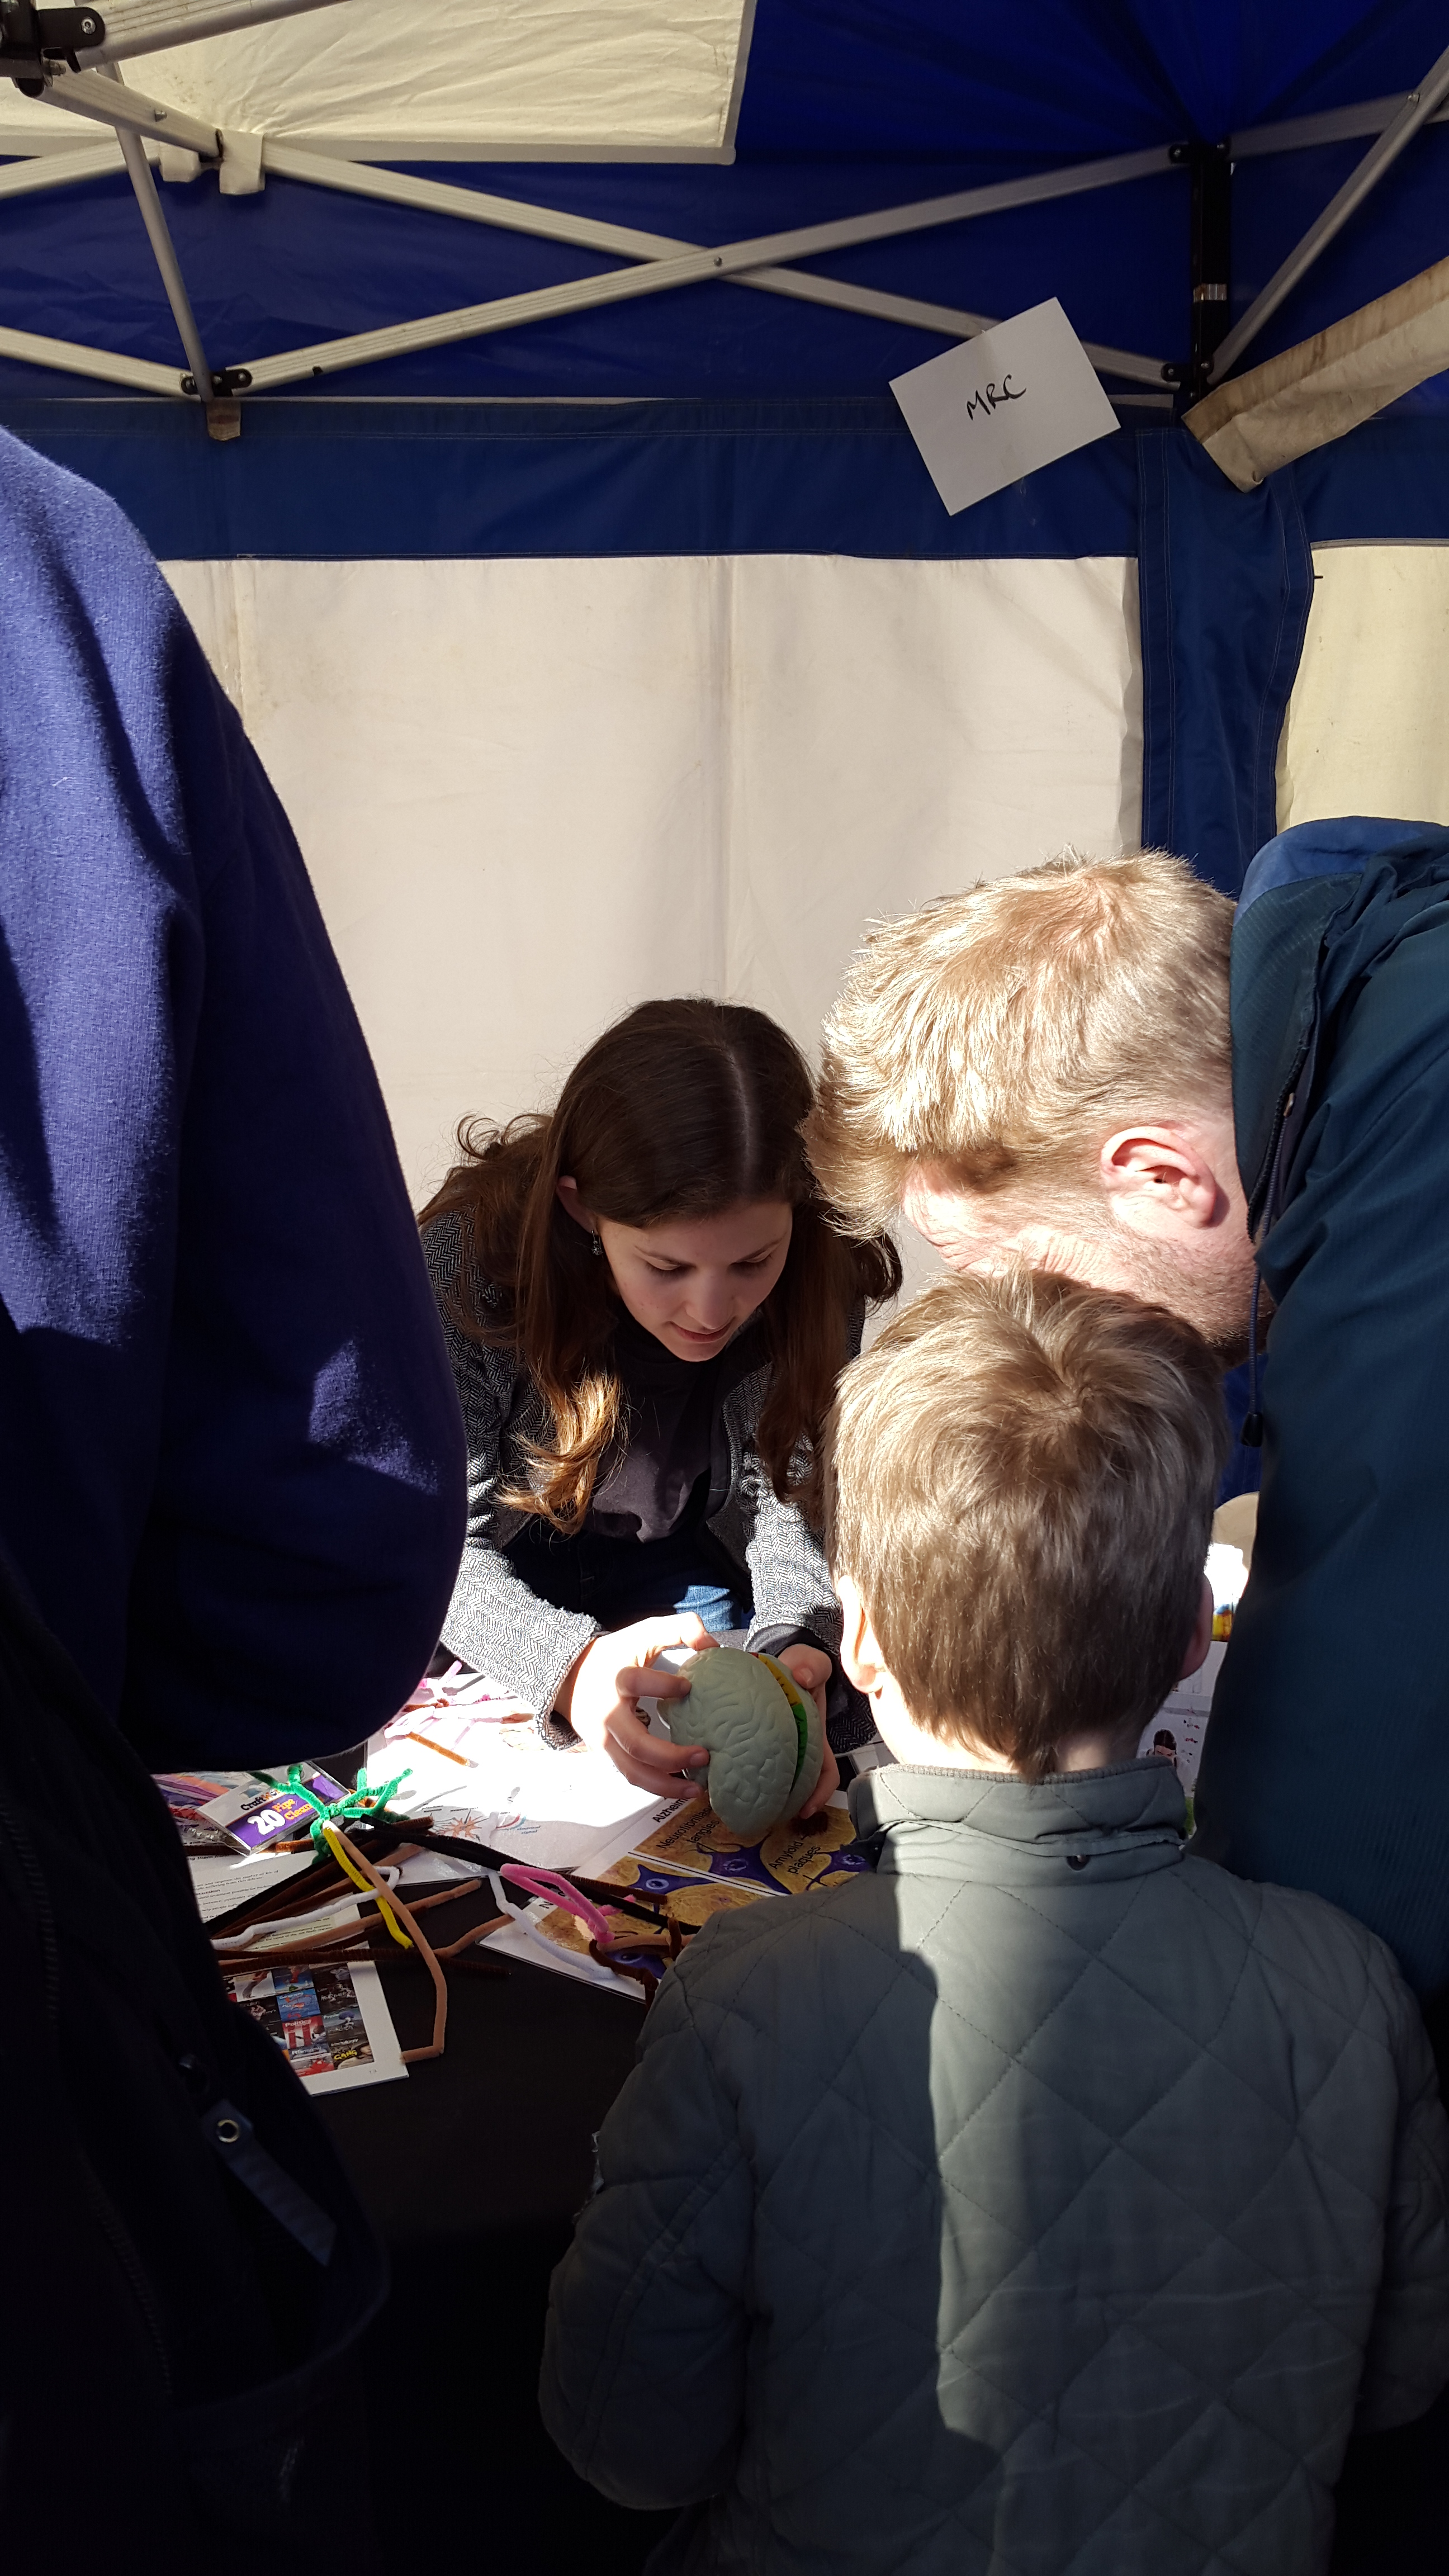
[0,314,176,390]
[1210,39,1449,382]
[0,133,120,192]
[85,0,352,68]
[113,113,214,394]
[42,60,219,155]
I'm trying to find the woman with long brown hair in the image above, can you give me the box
[420,998,899,1806]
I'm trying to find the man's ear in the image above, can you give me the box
[555,1175,595,1232]
[1099,1126,1223,1237]
[899,1163,994,1273]
[835,1571,882,1694]
[1179,1574,1214,1680]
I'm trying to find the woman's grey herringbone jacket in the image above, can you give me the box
[422,1212,842,1727]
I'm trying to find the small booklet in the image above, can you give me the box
[155,1765,349,1853]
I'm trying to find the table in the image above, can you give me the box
[316,1887,676,2570]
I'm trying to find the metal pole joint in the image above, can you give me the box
[0,2,104,94]
[181,363,252,396]
[1185,139,1233,405]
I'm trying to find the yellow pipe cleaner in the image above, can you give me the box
[322,1822,413,1949]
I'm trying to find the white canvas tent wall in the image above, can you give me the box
[162,548,1142,1205]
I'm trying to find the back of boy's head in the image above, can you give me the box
[825,1271,1230,1776]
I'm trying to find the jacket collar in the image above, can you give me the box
[848,1758,1187,1887]
[1232,817,1449,1229]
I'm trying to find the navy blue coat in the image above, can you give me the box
[0,430,465,1767]
[1195,816,1449,1997]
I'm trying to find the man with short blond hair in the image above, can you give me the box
[807,821,1449,2026]
[809,850,1250,1350]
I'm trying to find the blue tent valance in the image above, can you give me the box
[12,396,1449,573]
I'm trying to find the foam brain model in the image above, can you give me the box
[665,1647,825,1839]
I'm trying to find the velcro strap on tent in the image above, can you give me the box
[1185,253,1449,489]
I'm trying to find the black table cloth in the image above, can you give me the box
[316,1892,675,2571]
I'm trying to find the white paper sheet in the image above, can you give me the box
[188,1849,315,1926]
[367,1708,683,1872]
[1137,1640,1227,1794]
[482,1902,641,1997]
[891,300,1120,515]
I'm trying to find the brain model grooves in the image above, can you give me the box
[665,1647,825,1839]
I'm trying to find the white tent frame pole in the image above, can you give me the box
[0,317,181,392]
[234,245,761,390]
[732,266,1158,382]
[1231,91,1449,158]
[235,244,1168,393]
[1210,41,1449,382]
[38,64,220,156]
[0,140,121,195]
[260,140,705,257]
[84,0,354,66]
[85,67,217,394]
[113,119,215,393]
[262,139,1176,269]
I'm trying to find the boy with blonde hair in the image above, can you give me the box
[541,1273,1449,2574]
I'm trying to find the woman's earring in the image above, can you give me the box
[591,1231,603,1258]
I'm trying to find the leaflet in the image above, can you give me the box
[366,1698,681,1872]
[225,1952,406,2092]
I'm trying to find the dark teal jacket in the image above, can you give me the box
[1195,816,1449,1995]
[541,1762,1449,2573]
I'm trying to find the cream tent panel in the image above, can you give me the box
[1277,544,1449,835]
[0,0,752,155]
[162,552,1142,1202]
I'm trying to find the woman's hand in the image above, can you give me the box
[557,1615,719,1796]
[773,1644,841,1819]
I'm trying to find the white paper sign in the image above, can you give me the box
[891,299,1119,515]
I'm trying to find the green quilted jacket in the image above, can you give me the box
[540,1759,1449,2573]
